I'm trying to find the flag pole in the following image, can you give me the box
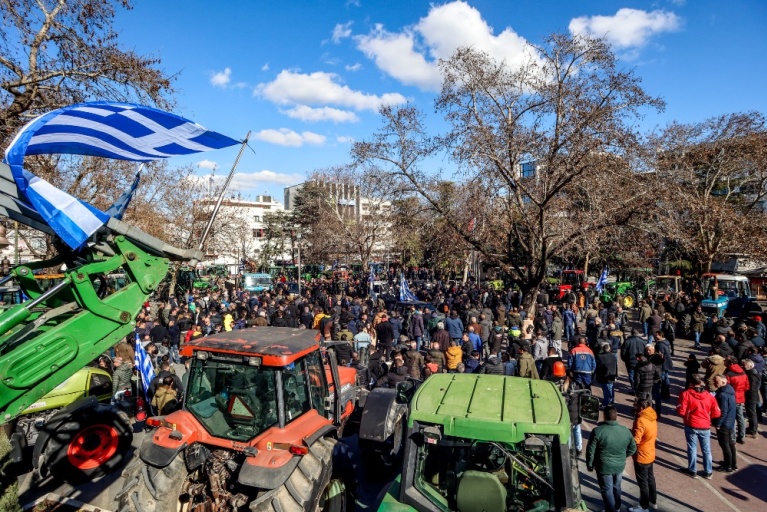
[197,131,251,252]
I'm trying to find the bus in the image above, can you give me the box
[243,272,273,293]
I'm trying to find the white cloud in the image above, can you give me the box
[210,67,232,87]
[569,8,681,49]
[256,70,406,111]
[332,21,353,43]
[283,105,359,123]
[197,159,218,170]
[356,1,537,91]
[336,136,355,144]
[229,170,305,189]
[254,128,327,147]
[345,63,362,71]
[261,63,269,71]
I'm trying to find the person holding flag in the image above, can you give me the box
[134,332,156,414]
[595,267,609,293]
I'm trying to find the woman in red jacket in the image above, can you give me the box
[677,375,721,479]
[725,357,749,443]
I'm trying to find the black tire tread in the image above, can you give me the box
[250,437,335,512]
[116,453,188,512]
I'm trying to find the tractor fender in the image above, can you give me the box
[31,395,101,469]
[359,387,407,442]
[138,434,187,468]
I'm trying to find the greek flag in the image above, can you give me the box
[3,101,240,249]
[368,266,375,283]
[399,273,418,302]
[134,333,155,403]
[105,171,141,220]
[595,267,609,293]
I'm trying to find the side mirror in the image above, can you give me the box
[395,380,415,404]
[579,394,601,422]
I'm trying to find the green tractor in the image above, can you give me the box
[599,281,639,309]
[375,374,599,512]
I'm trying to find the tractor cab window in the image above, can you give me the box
[282,358,313,422]
[304,350,328,417]
[561,273,581,286]
[413,434,554,512]
[186,357,278,441]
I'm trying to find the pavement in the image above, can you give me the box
[16,333,767,511]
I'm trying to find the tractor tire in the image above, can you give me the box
[359,412,405,475]
[621,292,636,309]
[251,437,351,512]
[115,452,188,512]
[41,404,132,484]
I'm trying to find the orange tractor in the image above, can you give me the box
[116,328,363,511]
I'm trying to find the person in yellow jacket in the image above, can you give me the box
[223,313,234,332]
[445,339,464,373]
[630,398,658,512]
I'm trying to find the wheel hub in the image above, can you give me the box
[67,424,120,470]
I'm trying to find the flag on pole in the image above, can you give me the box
[399,273,418,302]
[3,101,240,249]
[105,171,141,220]
[134,333,155,403]
[368,266,375,283]
[595,267,609,293]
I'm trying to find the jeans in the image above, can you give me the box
[694,331,702,348]
[633,460,657,509]
[596,472,623,512]
[643,323,649,338]
[717,427,737,470]
[735,403,746,440]
[684,425,712,474]
[169,345,180,364]
[626,366,637,393]
[601,381,615,406]
[574,373,592,388]
[652,382,662,418]
[572,424,582,451]
[564,324,574,343]
[414,336,423,351]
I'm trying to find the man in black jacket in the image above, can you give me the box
[375,358,409,388]
[622,328,647,393]
[635,353,656,402]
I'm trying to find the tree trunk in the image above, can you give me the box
[583,251,591,281]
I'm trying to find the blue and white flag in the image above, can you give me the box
[595,267,609,293]
[368,266,375,283]
[3,101,240,249]
[105,171,141,220]
[399,273,418,302]
[134,333,155,402]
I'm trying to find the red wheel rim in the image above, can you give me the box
[66,424,120,470]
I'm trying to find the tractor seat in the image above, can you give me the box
[456,470,507,512]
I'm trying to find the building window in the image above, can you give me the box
[520,162,536,178]
[252,229,266,239]
[254,215,261,222]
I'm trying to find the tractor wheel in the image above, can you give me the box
[621,292,636,309]
[115,452,188,512]
[41,404,132,484]
[251,437,352,512]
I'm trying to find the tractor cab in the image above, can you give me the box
[700,274,758,318]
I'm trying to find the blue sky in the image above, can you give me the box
[114,0,767,201]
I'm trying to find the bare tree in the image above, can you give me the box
[651,112,767,272]
[0,0,174,145]
[355,34,663,306]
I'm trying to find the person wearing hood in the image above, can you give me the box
[743,358,760,438]
[630,398,658,512]
[375,357,409,388]
[367,345,388,384]
[677,375,721,479]
[725,357,749,443]
[223,313,234,332]
[479,350,505,375]
[634,353,656,402]
[713,374,737,473]
[703,349,726,392]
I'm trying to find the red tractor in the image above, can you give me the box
[550,270,590,303]
[116,328,362,511]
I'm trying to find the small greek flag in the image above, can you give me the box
[595,267,609,293]
[368,266,375,283]
[399,273,418,302]
[134,333,155,402]
[105,171,141,220]
[3,101,240,249]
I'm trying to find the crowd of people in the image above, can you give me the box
[91,272,765,512]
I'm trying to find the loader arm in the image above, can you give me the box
[0,161,202,424]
